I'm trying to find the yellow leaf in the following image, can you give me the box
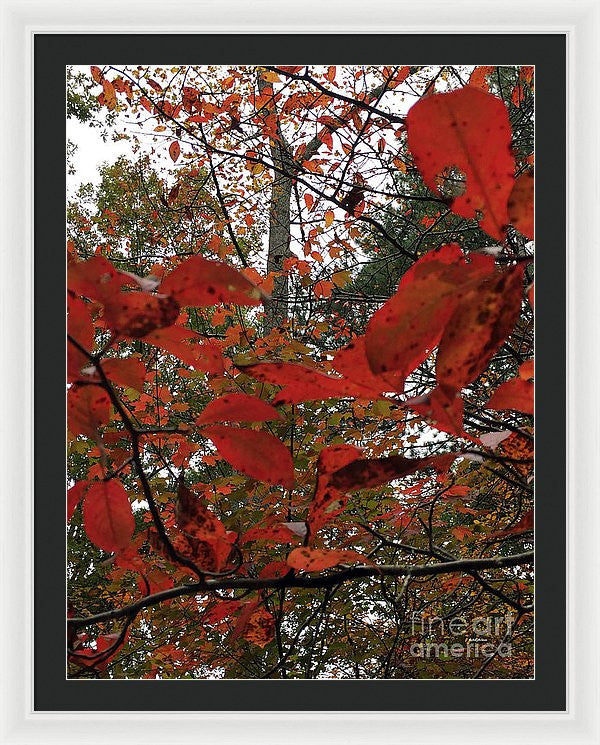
[324,209,334,228]
[332,270,351,288]
[261,70,281,83]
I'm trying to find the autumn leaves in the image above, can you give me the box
[67,82,533,580]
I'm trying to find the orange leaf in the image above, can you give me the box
[102,79,117,110]
[169,141,181,163]
[468,66,495,92]
[287,547,367,572]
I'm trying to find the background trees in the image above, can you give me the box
[67,64,534,679]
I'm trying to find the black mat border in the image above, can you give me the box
[35,33,566,711]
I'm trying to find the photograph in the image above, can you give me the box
[66,63,535,680]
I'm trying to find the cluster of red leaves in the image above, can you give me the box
[68,76,534,663]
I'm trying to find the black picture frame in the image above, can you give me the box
[37,33,566,711]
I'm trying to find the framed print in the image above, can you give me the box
[1,1,599,743]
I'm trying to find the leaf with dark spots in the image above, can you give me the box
[67,384,111,439]
[436,263,524,392]
[406,86,515,240]
[160,255,264,307]
[196,393,282,425]
[103,292,180,338]
[329,452,460,492]
[232,602,275,648]
[365,245,495,377]
[175,482,230,545]
[287,547,368,572]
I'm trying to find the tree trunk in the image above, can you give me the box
[264,138,294,332]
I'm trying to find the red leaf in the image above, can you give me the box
[365,245,494,377]
[102,356,146,393]
[196,393,282,425]
[240,518,300,545]
[142,325,224,373]
[468,66,495,92]
[160,255,263,307]
[508,170,534,240]
[68,256,180,338]
[67,481,91,522]
[202,425,294,488]
[236,603,275,648]
[314,279,334,298]
[68,255,127,301]
[203,600,242,625]
[486,378,534,414]
[103,292,180,338]
[332,336,401,393]
[67,295,95,382]
[67,384,111,438]
[287,547,367,572]
[406,86,515,240]
[308,444,363,536]
[237,361,377,405]
[409,385,467,438]
[328,452,459,492]
[436,264,524,392]
[175,482,233,568]
[169,141,181,163]
[82,480,135,552]
[519,359,534,380]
